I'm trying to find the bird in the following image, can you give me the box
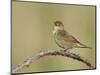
[53,21,91,52]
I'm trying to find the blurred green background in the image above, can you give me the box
[12,1,96,73]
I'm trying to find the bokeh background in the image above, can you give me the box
[12,1,96,73]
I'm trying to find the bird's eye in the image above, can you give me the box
[56,23,60,26]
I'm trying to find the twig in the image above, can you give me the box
[12,49,95,73]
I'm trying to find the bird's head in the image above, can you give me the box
[54,21,64,30]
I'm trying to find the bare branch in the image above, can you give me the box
[12,49,95,73]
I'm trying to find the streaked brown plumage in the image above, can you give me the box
[53,21,90,51]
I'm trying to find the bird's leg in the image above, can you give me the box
[59,48,70,52]
[59,49,67,52]
[63,49,67,52]
[63,48,70,52]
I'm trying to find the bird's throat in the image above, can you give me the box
[54,26,64,31]
[53,27,64,35]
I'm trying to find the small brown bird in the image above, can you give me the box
[53,21,90,51]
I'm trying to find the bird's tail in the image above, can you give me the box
[76,43,92,49]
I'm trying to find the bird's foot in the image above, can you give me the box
[60,49,70,53]
[64,48,70,52]
[63,49,67,52]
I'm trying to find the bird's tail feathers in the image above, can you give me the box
[76,43,92,49]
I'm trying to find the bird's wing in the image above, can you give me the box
[58,30,90,48]
[67,35,89,47]
[65,34,81,43]
[58,30,81,43]
[58,30,78,43]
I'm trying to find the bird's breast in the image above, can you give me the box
[52,30,56,35]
